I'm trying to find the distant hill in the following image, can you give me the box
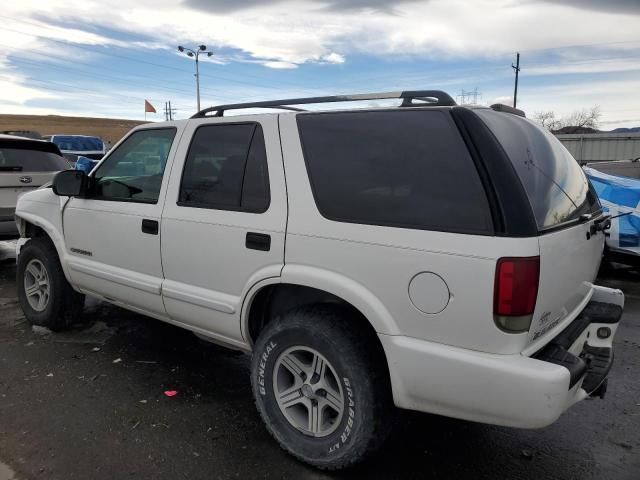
[0,114,146,144]
[610,127,640,133]
[553,126,600,134]
[552,125,640,135]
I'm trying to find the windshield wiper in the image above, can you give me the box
[0,166,23,172]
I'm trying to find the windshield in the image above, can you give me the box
[476,109,601,230]
[52,135,103,152]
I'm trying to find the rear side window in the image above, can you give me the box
[178,123,270,213]
[475,110,600,231]
[0,148,67,172]
[297,110,493,234]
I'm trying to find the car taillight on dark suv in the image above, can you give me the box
[494,257,540,333]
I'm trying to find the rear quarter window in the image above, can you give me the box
[475,110,600,231]
[297,109,493,234]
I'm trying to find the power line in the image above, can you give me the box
[8,56,193,98]
[518,38,640,53]
[1,43,317,109]
[323,52,640,92]
[0,41,198,91]
[0,19,325,95]
[3,13,640,117]
[5,14,638,110]
[24,77,146,104]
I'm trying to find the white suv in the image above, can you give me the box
[14,91,624,470]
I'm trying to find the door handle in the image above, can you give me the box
[246,232,271,251]
[141,219,159,235]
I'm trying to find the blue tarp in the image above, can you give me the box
[584,166,640,255]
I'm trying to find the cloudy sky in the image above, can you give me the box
[1,0,639,128]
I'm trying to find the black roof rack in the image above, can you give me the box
[191,90,457,118]
[490,103,526,117]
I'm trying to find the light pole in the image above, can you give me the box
[178,44,213,112]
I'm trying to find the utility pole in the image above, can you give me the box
[164,101,177,121]
[178,45,214,112]
[457,88,481,105]
[512,52,520,108]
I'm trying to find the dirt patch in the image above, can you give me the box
[0,114,146,145]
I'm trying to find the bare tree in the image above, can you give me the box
[533,110,560,130]
[533,106,601,133]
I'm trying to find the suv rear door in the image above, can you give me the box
[0,138,67,232]
[476,110,604,350]
[160,115,286,346]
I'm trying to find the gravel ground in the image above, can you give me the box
[0,240,638,480]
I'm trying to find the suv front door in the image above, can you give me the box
[63,126,181,317]
[160,115,287,347]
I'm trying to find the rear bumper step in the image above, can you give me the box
[535,344,587,388]
[581,345,614,396]
[534,301,621,394]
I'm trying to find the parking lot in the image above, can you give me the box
[0,240,638,480]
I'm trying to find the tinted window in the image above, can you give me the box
[476,110,600,230]
[93,128,176,203]
[179,123,270,213]
[0,148,67,172]
[52,136,104,152]
[297,110,493,233]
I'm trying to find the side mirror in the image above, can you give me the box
[52,170,88,197]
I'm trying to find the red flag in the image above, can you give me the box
[144,100,156,113]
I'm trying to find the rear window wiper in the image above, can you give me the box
[0,166,23,172]
[587,212,631,237]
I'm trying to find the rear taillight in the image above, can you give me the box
[494,256,540,333]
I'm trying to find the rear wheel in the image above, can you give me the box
[17,237,85,331]
[251,305,393,470]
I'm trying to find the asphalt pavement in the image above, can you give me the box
[0,240,638,480]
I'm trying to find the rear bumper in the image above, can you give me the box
[380,285,624,429]
[0,218,18,239]
[533,297,621,397]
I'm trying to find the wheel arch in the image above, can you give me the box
[242,269,398,397]
[242,265,399,345]
[15,213,73,284]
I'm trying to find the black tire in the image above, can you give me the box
[251,304,393,470]
[17,237,85,331]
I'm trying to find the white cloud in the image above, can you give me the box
[0,0,638,126]
[261,61,299,69]
[0,59,58,105]
[491,95,513,106]
[322,52,345,64]
[4,0,640,69]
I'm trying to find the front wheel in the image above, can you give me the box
[17,237,85,331]
[251,305,393,470]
